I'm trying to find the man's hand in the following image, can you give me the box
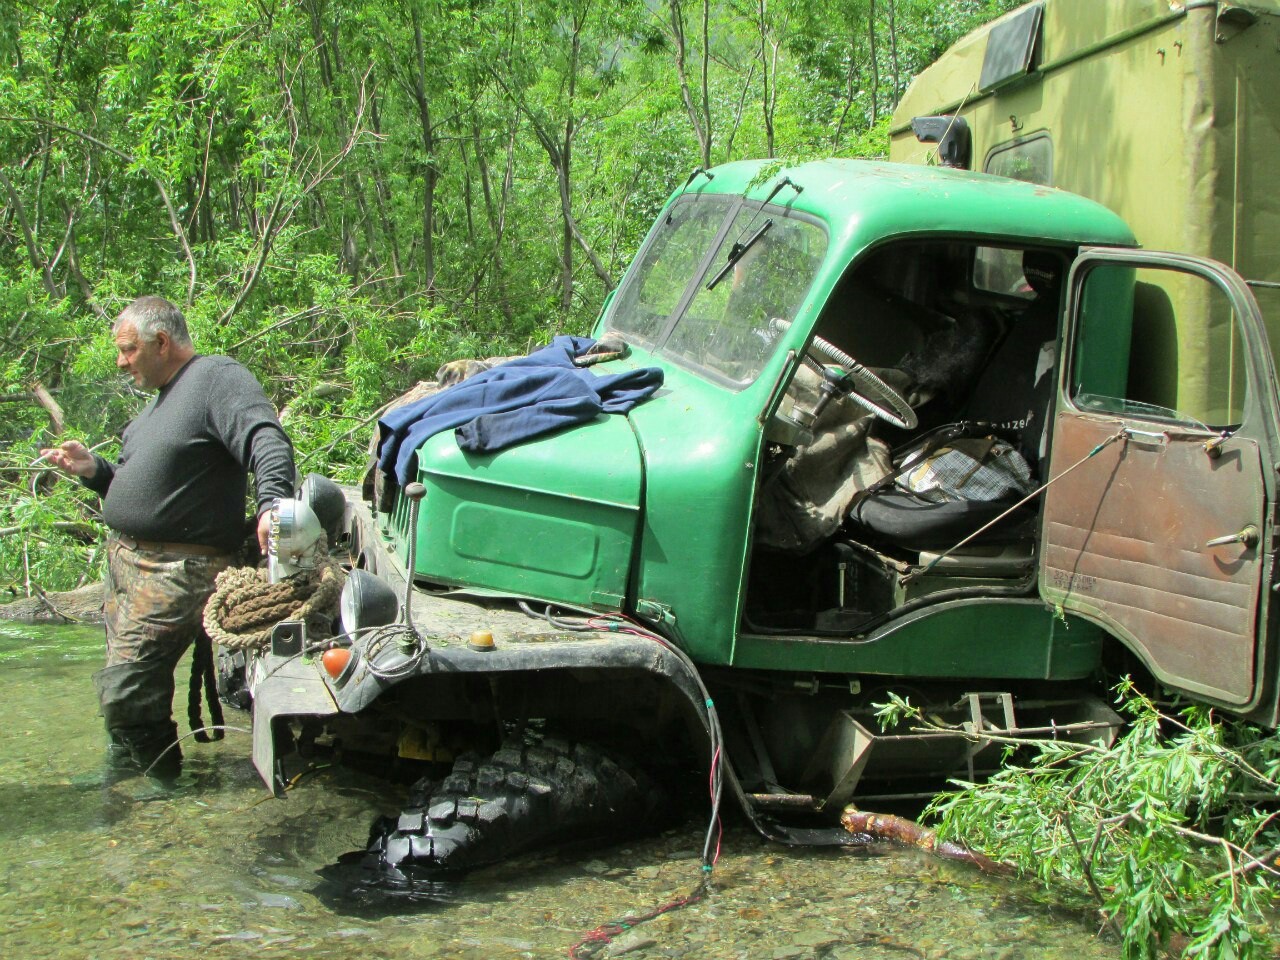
[38,440,97,479]
[257,507,274,556]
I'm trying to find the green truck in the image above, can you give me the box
[246,0,1280,881]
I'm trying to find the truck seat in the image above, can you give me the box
[845,251,1063,557]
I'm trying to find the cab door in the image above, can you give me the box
[1040,249,1280,708]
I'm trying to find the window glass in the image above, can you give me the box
[977,136,1054,297]
[606,197,734,346]
[1071,263,1248,429]
[607,195,828,386]
[664,208,828,383]
[986,135,1053,185]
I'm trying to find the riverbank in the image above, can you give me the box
[0,583,103,623]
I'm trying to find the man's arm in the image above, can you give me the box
[39,440,117,495]
[207,361,297,553]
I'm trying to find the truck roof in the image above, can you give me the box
[687,158,1136,250]
[892,0,1280,132]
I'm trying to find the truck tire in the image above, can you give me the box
[364,735,667,883]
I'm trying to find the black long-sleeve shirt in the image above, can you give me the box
[84,355,296,552]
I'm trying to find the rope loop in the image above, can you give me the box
[203,557,345,650]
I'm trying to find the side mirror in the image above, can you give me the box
[910,116,972,170]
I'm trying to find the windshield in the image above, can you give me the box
[606,196,829,385]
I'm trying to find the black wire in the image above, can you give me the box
[515,602,725,872]
[187,630,226,743]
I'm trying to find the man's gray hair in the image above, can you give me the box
[115,295,192,346]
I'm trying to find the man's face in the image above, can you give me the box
[114,321,171,390]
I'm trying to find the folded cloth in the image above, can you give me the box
[377,336,663,486]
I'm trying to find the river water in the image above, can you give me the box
[0,620,1119,959]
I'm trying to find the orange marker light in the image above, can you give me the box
[322,647,352,678]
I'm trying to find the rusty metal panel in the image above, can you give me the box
[1040,412,1264,703]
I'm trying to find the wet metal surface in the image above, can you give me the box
[0,620,1120,959]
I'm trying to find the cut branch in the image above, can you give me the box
[30,381,64,437]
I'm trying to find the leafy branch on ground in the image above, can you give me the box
[874,681,1280,960]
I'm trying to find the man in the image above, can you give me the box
[41,295,295,780]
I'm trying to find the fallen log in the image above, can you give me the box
[0,582,104,623]
[840,807,1010,875]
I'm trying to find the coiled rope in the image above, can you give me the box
[203,558,345,651]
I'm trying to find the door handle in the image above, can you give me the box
[1205,525,1259,549]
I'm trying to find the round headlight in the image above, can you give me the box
[267,498,325,582]
[339,568,400,638]
[298,473,347,544]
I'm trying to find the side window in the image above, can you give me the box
[1070,262,1248,430]
[977,135,1054,295]
[986,135,1053,185]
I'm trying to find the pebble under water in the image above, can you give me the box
[0,619,1121,959]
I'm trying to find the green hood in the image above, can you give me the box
[408,411,644,612]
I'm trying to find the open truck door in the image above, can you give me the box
[1040,249,1280,711]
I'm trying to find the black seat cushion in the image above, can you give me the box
[848,490,1032,552]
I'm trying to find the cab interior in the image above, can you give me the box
[744,239,1070,636]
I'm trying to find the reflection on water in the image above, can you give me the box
[0,621,1119,959]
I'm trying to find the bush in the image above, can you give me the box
[916,681,1280,959]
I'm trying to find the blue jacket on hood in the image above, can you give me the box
[377,336,663,486]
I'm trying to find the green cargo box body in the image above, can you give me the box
[890,0,1280,410]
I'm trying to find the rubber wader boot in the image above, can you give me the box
[94,661,183,782]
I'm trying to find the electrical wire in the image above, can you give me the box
[900,427,1128,585]
[141,723,253,778]
[567,877,712,960]
[359,621,429,679]
[518,600,595,631]
[514,603,727,958]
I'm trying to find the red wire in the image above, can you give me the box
[563,609,721,956]
[567,884,711,959]
[707,745,723,867]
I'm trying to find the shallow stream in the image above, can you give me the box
[0,620,1120,959]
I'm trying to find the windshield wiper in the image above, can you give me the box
[681,167,716,191]
[706,218,773,290]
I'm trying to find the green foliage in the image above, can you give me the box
[872,690,920,730]
[925,682,1280,960]
[0,447,106,596]
[0,0,1024,594]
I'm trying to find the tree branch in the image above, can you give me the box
[3,115,199,306]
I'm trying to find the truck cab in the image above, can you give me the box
[248,155,1280,878]
[890,0,1280,723]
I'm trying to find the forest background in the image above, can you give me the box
[0,0,1021,591]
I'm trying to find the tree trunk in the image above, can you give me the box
[888,0,901,105]
[868,0,880,125]
[667,0,711,169]
[757,0,774,157]
[411,6,438,300]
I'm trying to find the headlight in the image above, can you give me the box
[339,568,400,638]
[298,472,347,543]
[267,498,324,582]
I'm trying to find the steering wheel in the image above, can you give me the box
[769,318,918,430]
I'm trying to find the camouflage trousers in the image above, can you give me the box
[96,537,235,733]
